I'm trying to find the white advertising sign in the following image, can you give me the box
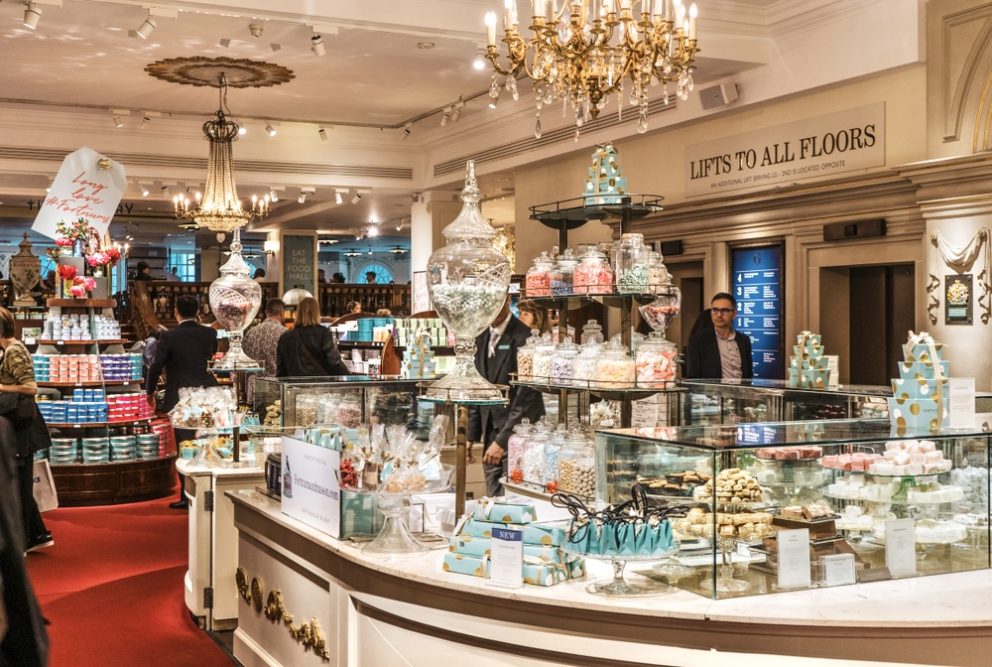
[32,147,127,239]
[685,103,885,197]
[281,436,341,539]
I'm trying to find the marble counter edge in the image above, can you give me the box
[226,489,992,630]
[177,459,264,478]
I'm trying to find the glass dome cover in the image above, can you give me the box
[426,161,511,400]
[209,227,263,370]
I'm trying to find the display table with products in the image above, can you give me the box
[228,489,992,667]
[178,458,264,630]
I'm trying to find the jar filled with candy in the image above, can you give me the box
[550,337,580,384]
[558,431,596,498]
[543,424,567,493]
[550,248,579,296]
[522,421,551,486]
[525,251,555,297]
[617,232,649,293]
[572,339,603,387]
[635,331,679,388]
[506,419,533,484]
[516,331,539,382]
[580,319,605,345]
[593,337,636,388]
[573,245,615,295]
[647,250,669,295]
[531,334,556,384]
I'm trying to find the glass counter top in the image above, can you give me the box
[680,379,891,397]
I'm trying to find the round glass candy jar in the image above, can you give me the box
[530,334,555,384]
[572,340,603,387]
[426,161,512,401]
[516,331,539,382]
[617,232,649,294]
[507,419,533,484]
[635,331,679,388]
[639,285,682,337]
[593,338,636,389]
[209,227,262,370]
[574,245,615,295]
[522,424,550,486]
[543,425,567,493]
[550,248,579,296]
[647,251,669,295]
[581,319,605,345]
[525,251,554,298]
[558,432,596,498]
[550,338,580,384]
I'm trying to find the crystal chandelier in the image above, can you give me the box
[173,74,270,232]
[484,0,699,138]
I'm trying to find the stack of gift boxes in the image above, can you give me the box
[32,353,143,383]
[787,331,831,389]
[888,333,950,435]
[401,330,436,379]
[37,391,152,425]
[442,500,585,587]
[394,318,451,348]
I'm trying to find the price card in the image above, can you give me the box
[885,519,917,578]
[820,553,856,587]
[489,527,523,589]
[948,377,976,429]
[776,528,811,590]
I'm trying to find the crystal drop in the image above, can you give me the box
[637,115,648,134]
[490,77,500,99]
[574,127,580,142]
[687,77,694,92]
[534,116,543,139]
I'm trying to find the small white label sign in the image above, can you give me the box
[948,377,976,429]
[820,553,856,587]
[885,519,917,578]
[280,436,341,539]
[489,527,523,589]
[777,528,811,589]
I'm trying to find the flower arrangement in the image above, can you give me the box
[57,264,77,282]
[46,218,95,261]
[87,246,122,271]
[69,276,97,298]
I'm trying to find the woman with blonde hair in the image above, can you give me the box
[276,297,350,377]
[516,299,550,334]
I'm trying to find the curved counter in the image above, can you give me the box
[229,490,992,667]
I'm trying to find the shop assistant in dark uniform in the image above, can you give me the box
[146,294,218,509]
[685,292,753,380]
[468,297,545,496]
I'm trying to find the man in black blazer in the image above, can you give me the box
[146,294,218,508]
[685,293,754,380]
[468,297,545,496]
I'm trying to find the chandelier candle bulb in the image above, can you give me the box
[485,11,497,46]
[688,3,697,39]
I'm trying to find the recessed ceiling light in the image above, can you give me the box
[219,38,231,48]
[237,125,247,136]
[265,122,276,137]
[473,53,485,70]
[417,41,435,50]
[318,127,327,141]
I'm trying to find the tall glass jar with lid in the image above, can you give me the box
[506,419,533,484]
[647,251,669,295]
[572,340,603,387]
[635,331,679,388]
[558,431,596,498]
[574,245,615,295]
[525,251,554,298]
[543,424,567,493]
[580,319,605,345]
[426,161,511,401]
[522,421,550,486]
[593,337,636,388]
[550,337,580,384]
[550,248,579,296]
[531,334,556,384]
[617,232,649,294]
[516,331,539,382]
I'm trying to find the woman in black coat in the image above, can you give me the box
[277,297,350,377]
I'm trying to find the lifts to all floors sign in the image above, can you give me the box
[32,147,127,239]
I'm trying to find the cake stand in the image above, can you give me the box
[362,472,452,555]
[562,545,676,596]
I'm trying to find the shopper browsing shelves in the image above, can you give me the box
[276,297,349,377]
[685,293,753,380]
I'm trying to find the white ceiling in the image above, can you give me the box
[0,0,914,237]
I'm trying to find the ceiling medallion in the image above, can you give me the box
[145,56,294,88]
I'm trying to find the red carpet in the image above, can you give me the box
[25,494,234,667]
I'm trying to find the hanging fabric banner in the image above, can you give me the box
[32,147,127,239]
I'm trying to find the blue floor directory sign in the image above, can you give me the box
[731,244,784,379]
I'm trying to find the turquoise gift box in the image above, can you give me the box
[442,551,585,587]
[887,397,949,434]
[891,377,948,401]
[902,342,945,363]
[450,536,564,563]
[472,499,537,524]
[339,489,382,539]
[897,359,950,381]
[457,517,568,547]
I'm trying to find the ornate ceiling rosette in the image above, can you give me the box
[145,56,294,88]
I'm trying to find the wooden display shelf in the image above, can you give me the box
[47,417,153,429]
[37,339,129,346]
[46,298,115,308]
[51,455,177,506]
[38,380,140,388]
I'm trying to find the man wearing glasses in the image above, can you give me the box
[685,293,753,379]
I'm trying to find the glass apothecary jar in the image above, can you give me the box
[635,331,679,388]
[550,248,579,296]
[209,227,263,370]
[543,425,566,493]
[550,338,579,384]
[516,331,539,382]
[572,341,603,387]
[581,319,605,345]
[574,245,615,295]
[617,232,649,294]
[647,251,669,295]
[522,422,550,486]
[593,337,636,389]
[558,431,596,498]
[525,251,554,298]
[507,418,533,484]
[531,334,555,384]
[639,286,683,338]
[426,161,512,401]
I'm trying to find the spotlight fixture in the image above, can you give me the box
[440,107,451,127]
[402,121,412,139]
[269,189,279,202]
[112,114,125,129]
[473,52,485,71]
[367,226,379,237]
[140,187,150,197]
[219,38,231,48]
[248,22,263,39]
[135,15,157,39]
[23,2,41,30]
[335,191,343,205]
[311,34,326,56]
[344,248,361,257]
[270,43,282,52]
[140,115,151,129]
[237,125,247,136]
[318,127,328,141]
[351,192,362,205]
[452,97,465,122]
[265,123,276,137]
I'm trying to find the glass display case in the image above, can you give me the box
[595,420,991,598]
[681,379,890,425]
[252,376,426,432]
